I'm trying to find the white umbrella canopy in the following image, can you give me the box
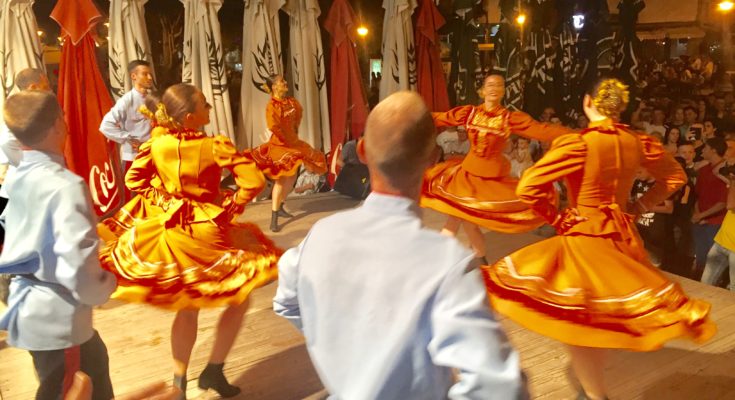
[108,0,155,100]
[0,0,45,108]
[283,0,330,152]
[237,0,285,149]
[379,0,418,101]
[181,0,235,140]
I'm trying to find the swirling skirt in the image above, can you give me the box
[420,158,551,233]
[98,200,280,310]
[482,231,716,350]
[252,140,327,180]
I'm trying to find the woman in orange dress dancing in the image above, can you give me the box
[98,84,280,398]
[422,74,571,260]
[482,79,715,399]
[251,75,327,232]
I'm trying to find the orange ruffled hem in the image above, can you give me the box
[482,235,716,351]
[252,141,327,180]
[420,158,552,233]
[99,216,281,310]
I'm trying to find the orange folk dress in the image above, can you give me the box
[421,104,571,233]
[98,129,281,310]
[252,96,328,179]
[482,120,716,350]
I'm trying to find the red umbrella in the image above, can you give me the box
[324,0,369,183]
[415,0,449,112]
[51,0,122,217]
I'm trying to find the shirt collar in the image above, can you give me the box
[21,150,65,166]
[588,118,615,130]
[363,192,422,217]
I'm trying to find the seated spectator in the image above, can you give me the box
[289,167,325,197]
[510,137,533,179]
[340,138,362,167]
[334,137,370,200]
[436,127,469,160]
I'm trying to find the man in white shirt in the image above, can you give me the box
[274,91,527,400]
[99,60,154,201]
[436,127,469,160]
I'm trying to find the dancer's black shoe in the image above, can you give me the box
[270,210,280,232]
[198,363,241,398]
[277,204,293,218]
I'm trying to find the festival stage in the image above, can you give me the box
[1,192,734,399]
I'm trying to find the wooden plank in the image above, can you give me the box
[1,193,734,399]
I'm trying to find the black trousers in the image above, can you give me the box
[29,331,114,400]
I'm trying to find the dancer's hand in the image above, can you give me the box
[551,208,587,234]
[64,372,181,400]
[222,191,245,218]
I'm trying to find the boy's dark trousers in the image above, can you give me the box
[29,331,113,400]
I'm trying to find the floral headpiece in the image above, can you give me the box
[138,103,180,129]
[261,83,271,95]
[592,79,629,119]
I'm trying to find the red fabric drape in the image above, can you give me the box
[51,0,122,217]
[415,0,449,112]
[324,0,369,183]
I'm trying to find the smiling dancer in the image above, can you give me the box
[421,74,572,261]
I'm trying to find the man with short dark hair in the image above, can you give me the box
[273,92,526,399]
[692,137,729,279]
[100,59,154,200]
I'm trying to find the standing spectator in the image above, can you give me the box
[647,107,668,135]
[712,97,732,131]
[697,99,708,123]
[670,107,685,131]
[671,143,698,277]
[703,119,718,140]
[692,137,729,279]
[682,106,701,142]
[631,168,675,267]
[663,127,682,155]
[701,170,735,291]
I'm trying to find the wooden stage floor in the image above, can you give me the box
[1,192,734,399]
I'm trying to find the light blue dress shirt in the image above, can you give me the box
[0,151,117,351]
[99,89,151,161]
[0,123,22,198]
[274,193,526,400]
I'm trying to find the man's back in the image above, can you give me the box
[274,193,524,400]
